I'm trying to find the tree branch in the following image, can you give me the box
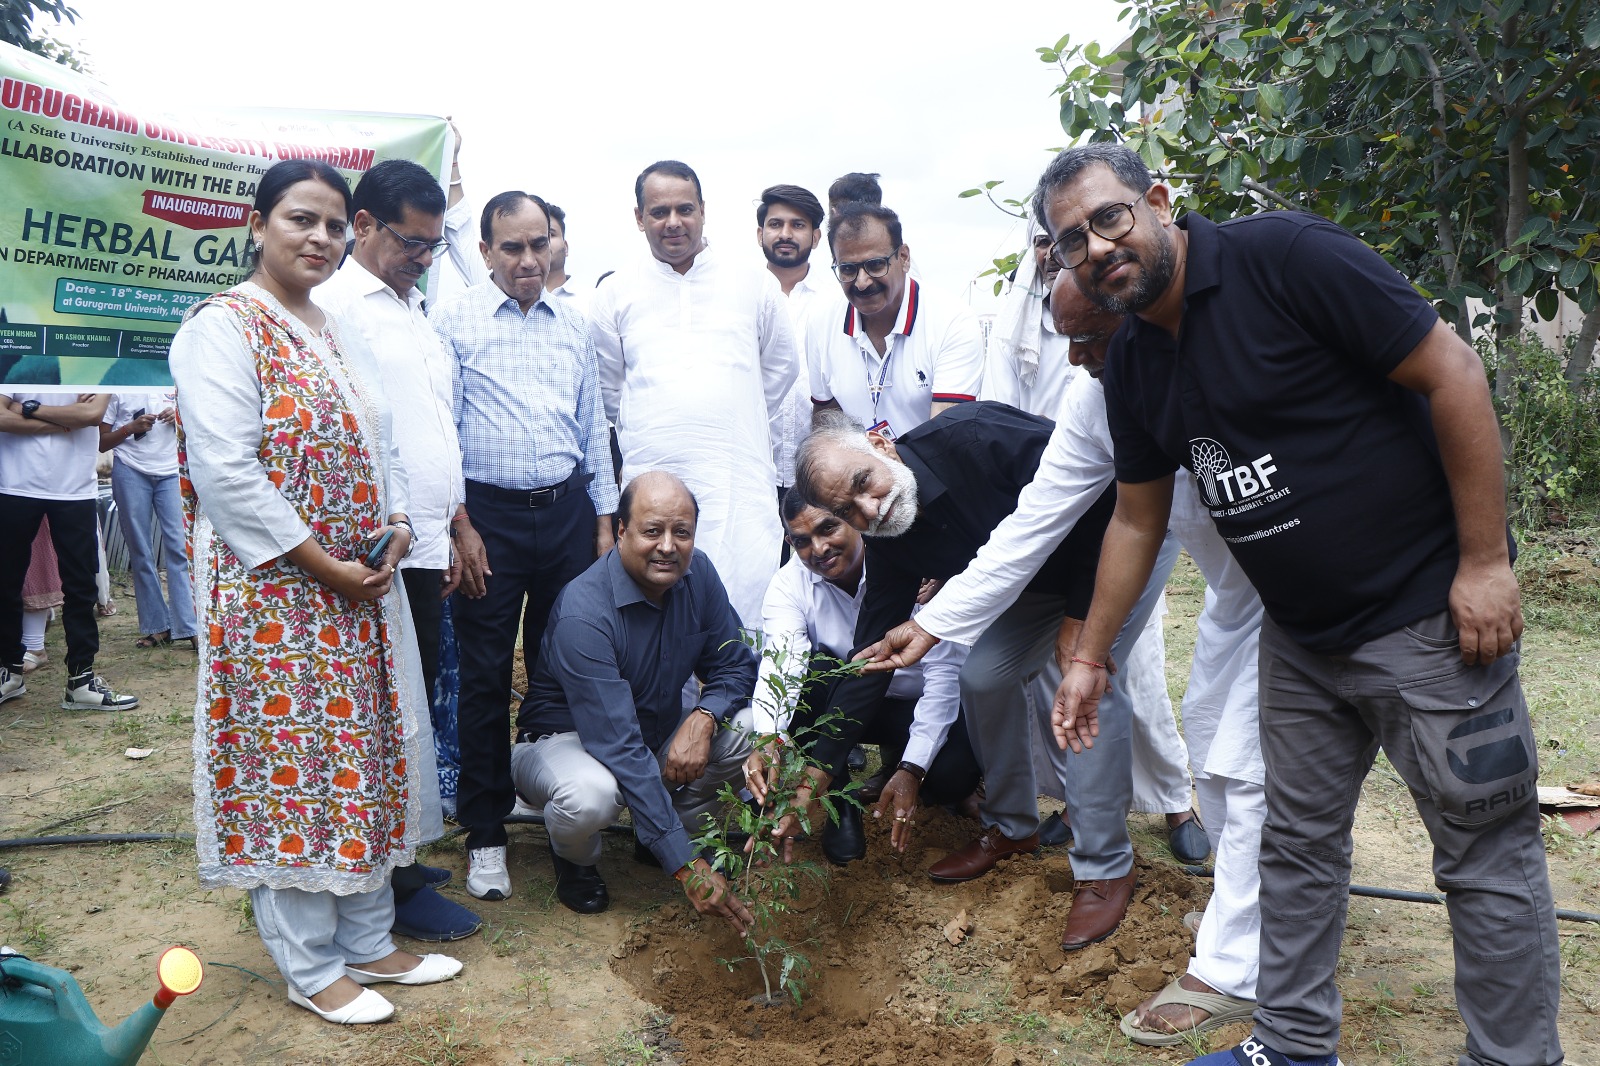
[1521,48,1597,115]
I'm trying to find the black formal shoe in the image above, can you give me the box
[1037,810,1073,848]
[1167,812,1212,864]
[549,845,609,914]
[846,744,868,772]
[821,801,866,866]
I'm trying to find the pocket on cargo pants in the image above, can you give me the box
[1395,622,1535,830]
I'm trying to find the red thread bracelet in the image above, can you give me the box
[1069,656,1107,670]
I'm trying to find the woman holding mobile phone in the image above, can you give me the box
[168,159,459,1025]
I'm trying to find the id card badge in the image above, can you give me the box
[868,419,897,442]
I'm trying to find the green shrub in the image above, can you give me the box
[1485,332,1600,531]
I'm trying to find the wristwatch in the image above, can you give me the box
[20,400,40,419]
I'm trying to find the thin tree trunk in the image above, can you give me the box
[1566,304,1600,387]
[1494,122,1531,406]
[1418,43,1473,344]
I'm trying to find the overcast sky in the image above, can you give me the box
[52,0,1128,314]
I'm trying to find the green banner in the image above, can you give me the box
[0,42,450,389]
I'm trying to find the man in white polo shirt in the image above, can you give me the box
[744,489,980,864]
[807,202,983,440]
[1,392,138,711]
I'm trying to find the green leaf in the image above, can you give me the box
[1058,94,1076,135]
[1315,50,1337,79]
[1335,135,1364,172]
[1559,257,1589,289]
[1283,134,1307,162]
[958,189,983,198]
[1258,82,1284,122]
[1585,10,1600,50]
[1219,155,1246,194]
[1137,135,1165,171]
[1535,287,1559,320]
[1299,141,1335,186]
[1345,35,1368,63]
[1371,47,1397,76]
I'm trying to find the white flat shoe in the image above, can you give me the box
[287,985,393,1024]
[345,953,463,986]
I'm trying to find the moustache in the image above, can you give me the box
[1091,250,1139,284]
[850,283,886,300]
[773,241,799,252]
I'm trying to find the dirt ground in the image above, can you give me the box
[2,555,1597,1065]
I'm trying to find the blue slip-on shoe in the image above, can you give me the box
[1186,1037,1342,1066]
[1168,813,1212,864]
[391,885,482,942]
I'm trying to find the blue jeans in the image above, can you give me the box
[111,462,196,640]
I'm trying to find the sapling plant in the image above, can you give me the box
[691,643,867,1007]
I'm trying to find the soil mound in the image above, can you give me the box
[612,807,1213,1062]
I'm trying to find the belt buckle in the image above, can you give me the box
[527,486,556,507]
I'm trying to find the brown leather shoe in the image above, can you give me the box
[927,826,1039,883]
[1060,869,1138,950]
[856,767,894,805]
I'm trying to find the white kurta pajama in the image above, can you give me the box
[589,243,798,628]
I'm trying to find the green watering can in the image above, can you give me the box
[0,946,203,1065]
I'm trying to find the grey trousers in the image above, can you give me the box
[249,884,395,998]
[510,726,752,866]
[960,534,1180,880]
[1254,610,1563,1065]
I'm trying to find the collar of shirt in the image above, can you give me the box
[645,237,713,279]
[605,548,696,610]
[896,437,948,509]
[468,277,554,320]
[790,261,834,299]
[334,255,427,314]
[842,277,920,341]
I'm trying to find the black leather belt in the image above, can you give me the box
[469,471,589,509]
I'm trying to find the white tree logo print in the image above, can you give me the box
[1190,438,1231,508]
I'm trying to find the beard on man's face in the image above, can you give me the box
[865,455,920,538]
[1080,229,1175,315]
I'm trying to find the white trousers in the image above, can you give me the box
[249,884,395,998]
[1188,773,1266,1000]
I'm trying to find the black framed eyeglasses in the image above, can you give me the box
[832,253,899,283]
[1048,200,1139,269]
[375,216,449,259]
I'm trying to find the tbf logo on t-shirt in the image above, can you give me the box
[1189,437,1282,512]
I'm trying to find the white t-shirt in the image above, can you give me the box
[806,277,984,439]
[0,392,99,500]
[105,391,180,477]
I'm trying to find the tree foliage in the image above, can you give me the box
[1,1,84,69]
[979,1,1600,390]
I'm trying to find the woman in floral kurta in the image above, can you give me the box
[171,159,460,1025]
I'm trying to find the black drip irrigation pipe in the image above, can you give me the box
[0,812,640,852]
[1180,864,1600,925]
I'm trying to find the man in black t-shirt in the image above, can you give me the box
[1042,144,1560,1066]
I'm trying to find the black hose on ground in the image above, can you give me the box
[1180,864,1600,924]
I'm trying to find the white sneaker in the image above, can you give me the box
[510,792,539,819]
[466,846,511,901]
[0,668,24,706]
[62,672,139,711]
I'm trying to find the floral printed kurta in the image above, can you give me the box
[172,284,421,894]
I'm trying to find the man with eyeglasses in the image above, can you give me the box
[430,190,619,905]
[979,226,1208,867]
[1043,143,1559,1066]
[317,157,489,944]
[806,203,983,442]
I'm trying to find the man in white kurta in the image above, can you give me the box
[979,229,1197,849]
[868,279,1267,1044]
[589,161,797,627]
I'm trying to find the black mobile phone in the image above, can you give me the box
[363,529,395,569]
[130,408,148,440]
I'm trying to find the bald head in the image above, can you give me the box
[616,470,699,603]
[1051,267,1126,377]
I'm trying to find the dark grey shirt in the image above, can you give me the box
[519,548,757,870]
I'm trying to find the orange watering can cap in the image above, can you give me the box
[157,946,203,997]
